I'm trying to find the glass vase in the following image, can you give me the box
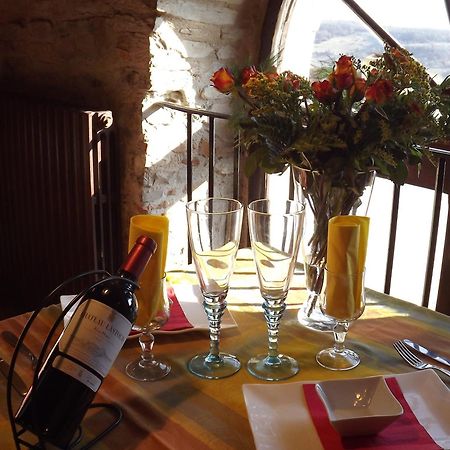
[292,165,375,332]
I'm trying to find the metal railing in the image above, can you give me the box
[384,148,449,309]
[142,102,242,263]
[143,101,241,203]
[143,101,449,312]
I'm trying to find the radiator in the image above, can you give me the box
[0,93,120,316]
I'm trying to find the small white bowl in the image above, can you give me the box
[316,376,403,437]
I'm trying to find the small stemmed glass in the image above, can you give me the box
[126,275,172,381]
[186,197,243,379]
[247,199,305,381]
[316,268,366,370]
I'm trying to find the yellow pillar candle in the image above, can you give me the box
[325,216,369,320]
[128,214,169,327]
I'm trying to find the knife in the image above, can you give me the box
[0,357,28,396]
[1,330,37,368]
[403,339,450,368]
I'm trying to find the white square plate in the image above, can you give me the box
[242,369,450,450]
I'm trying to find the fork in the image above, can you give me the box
[393,340,450,377]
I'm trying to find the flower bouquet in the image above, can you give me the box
[211,45,450,330]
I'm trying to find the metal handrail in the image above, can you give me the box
[142,101,240,202]
[142,101,241,263]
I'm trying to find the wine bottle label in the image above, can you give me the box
[53,355,102,391]
[53,299,132,389]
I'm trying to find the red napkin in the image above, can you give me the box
[161,286,194,331]
[303,377,441,450]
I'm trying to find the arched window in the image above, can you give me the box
[272,0,449,83]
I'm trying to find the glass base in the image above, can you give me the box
[188,352,241,379]
[126,358,171,381]
[316,347,360,370]
[298,298,336,332]
[247,354,299,381]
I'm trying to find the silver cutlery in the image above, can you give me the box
[393,340,450,378]
[403,339,450,368]
[0,355,28,396]
[1,330,38,368]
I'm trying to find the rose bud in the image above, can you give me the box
[210,67,235,94]
[365,79,394,105]
[390,47,409,64]
[312,80,338,103]
[283,71,302,90]
[241,66,258,85]
[333,55,356,90]
[409,101,423,115]
[261,71,278,82]
[350,77,366,101]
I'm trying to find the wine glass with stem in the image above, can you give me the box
[247,199,305,381]
[126,274,172,381]
[316,268,366,370]
[186,197,243,379]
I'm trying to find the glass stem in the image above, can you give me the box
[204,295,226,364]
[333,322,349,353]
[263,298,286,363]
[139,327,156,367]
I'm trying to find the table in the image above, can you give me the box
[1,249,449,449]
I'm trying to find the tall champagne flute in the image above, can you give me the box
[247,199,305,381]
[126,275,172,381]
[186,198,243,379]
[316,268,366,370]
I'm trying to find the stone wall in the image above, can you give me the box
[144,0,268,266]
[0,0,269,266]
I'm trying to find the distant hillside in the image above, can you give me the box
[311,21,450,81]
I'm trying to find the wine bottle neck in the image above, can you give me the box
[119,235,157,281]
[116,269,138,284]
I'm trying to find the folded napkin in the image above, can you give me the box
[303,378,441,450]
[128,214,169,328]
[325,216,369,319]
[162,286,194,331]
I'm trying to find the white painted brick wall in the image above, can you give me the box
[144,0,268,267]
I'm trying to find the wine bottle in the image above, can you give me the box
[15,235,157,448]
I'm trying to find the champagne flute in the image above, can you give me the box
[316,268,366,370]
[247,199,305,381]
[126,275,172,381]
[186,197,243,379]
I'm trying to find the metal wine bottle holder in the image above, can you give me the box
[6,270,139,450]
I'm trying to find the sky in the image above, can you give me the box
[321,0,450,30]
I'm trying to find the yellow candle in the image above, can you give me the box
[128,215,169,327]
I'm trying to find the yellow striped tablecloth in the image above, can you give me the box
[1,249,449,449]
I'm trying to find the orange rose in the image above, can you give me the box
[265,72,279,82]
[350,77,366,101]
[283,71,302,90]
[390,47,409,64]
[211,67,235,94]
[312,80,338,103]
[333,55,356,90]
[241,66,258,85]
[365,79,393,105]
